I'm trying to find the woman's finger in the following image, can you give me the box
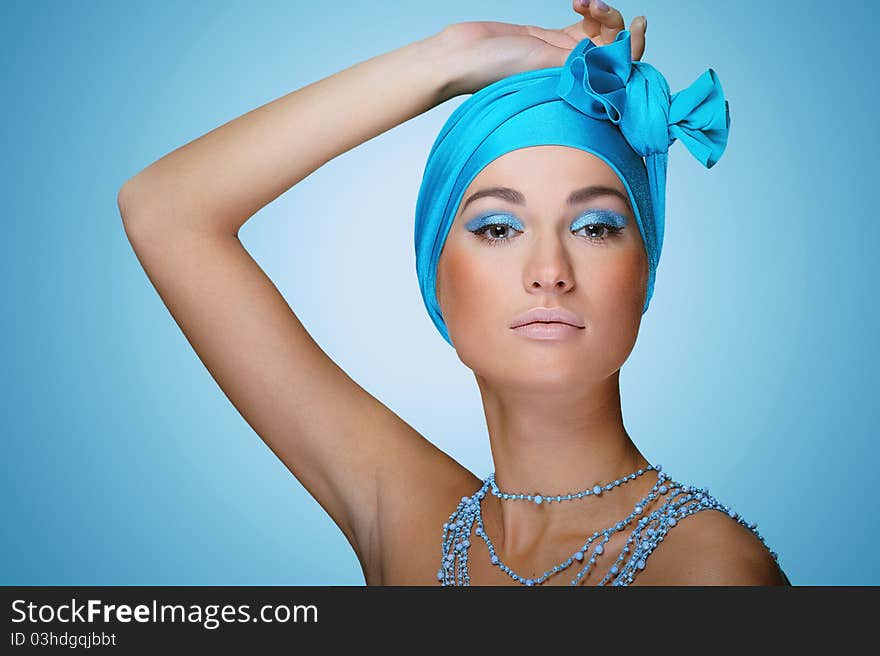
[630,15,647,61]
[567,0,602,38]
[589,0,626,43]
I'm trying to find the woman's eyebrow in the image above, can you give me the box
[459,185,629,213]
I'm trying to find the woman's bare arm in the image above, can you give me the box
[117,31,472,582]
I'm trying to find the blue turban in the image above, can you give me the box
[414,29,730,347]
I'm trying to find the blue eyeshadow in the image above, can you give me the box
[571,209,628,230]
[465,209,627,233]
[464,213,524,232]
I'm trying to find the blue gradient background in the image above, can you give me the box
[2,0,877,585]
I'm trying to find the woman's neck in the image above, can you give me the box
[475,368,654,559]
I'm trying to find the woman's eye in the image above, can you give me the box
[575,223,622,240]
[473,223,522,246]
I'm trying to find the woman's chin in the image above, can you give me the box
[480,356,602,388]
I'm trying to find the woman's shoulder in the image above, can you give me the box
[639,481,789,585]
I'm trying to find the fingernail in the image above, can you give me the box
[595,0,610,10]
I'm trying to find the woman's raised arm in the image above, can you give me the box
[116,30,473,583]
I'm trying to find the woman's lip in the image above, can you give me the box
[509,306,585,329]
[510,322,584,340]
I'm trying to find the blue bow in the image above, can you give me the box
[556,30,730,168]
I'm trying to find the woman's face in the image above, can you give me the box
[435,145,649,389]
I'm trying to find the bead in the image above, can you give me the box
[595,544,604,555]
[574,551,584,561]
[593,485,602,495]
[534,495,543,504]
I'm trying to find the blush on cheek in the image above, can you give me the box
[586,252,645,345]
[437,242,510,346]
[437,245,477,315]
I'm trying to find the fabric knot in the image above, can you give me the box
[556,30,729,167]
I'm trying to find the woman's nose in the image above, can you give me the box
[524,242,575,293]
[528,275,573,292]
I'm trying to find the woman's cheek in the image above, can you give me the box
[596,254,646,359]
[439,243,514,350]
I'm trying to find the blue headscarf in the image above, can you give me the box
[414,29,730,348]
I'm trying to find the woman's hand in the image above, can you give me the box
[439,0,647,98]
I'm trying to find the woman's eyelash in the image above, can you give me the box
[574,223,624,241]
[470,218,624,247]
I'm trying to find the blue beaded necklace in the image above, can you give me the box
[438,463,782,586]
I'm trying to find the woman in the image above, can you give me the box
[117,0,790,586]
